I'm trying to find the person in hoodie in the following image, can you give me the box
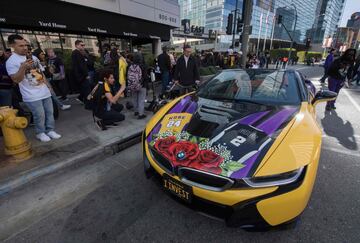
[326,49,356,111]
[320,48,335,84]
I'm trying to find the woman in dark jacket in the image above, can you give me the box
[326,49,356,110]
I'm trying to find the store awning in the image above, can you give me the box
[0,0,171,41]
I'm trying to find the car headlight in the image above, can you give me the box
[243,167,305,188]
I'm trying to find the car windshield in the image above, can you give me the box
[197,69,301,106]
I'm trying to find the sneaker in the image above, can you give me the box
[60,104,71,111]
[36,133,51,142]
[138,114,147,119]
[96,120,107,131]
[46,131,62,139]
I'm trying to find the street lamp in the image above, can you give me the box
[287,3,298,61]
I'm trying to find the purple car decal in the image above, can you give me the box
[147,96,299,179]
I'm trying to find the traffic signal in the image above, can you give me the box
[226,13,234,35]
[236,18,244,34]
[277,15,283,25]
[306,38,311,48]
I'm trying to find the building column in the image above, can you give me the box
[152,38,161,56]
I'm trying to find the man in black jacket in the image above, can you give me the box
[174,45,200,95]
[71,40,90,103]
[157,46,171,95]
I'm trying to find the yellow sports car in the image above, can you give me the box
[143,69,336,229]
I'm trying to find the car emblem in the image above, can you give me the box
[176,151,186,160]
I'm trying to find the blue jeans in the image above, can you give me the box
[0,89,12,107]
[25,97,55,134]
[51,91,64,108]
[161,71,170,94]
[88,71,95,87]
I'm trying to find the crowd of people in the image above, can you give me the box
[2,33,360,141]
[0,34,203,140]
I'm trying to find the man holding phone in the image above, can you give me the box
[6,34,61,142]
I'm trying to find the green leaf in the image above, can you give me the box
[222,161,245,173]
[189,136,198,144]
[198,137,209,143]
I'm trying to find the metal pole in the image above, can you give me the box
[214,31,218,50]
[58,33,64,53]
[241,0,252,67]
[270,14,276,50]
[288,4,297,62]
[256,10,263,56]
[0,31,6,50]
[232,0,239,49]
[263,10,270,52]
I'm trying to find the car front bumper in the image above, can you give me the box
[143,138,318,228]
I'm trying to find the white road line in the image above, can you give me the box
[343,89,360,113]
[322,147,360,158]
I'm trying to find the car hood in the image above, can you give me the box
[146,94,299,179]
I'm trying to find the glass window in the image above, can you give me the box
[197,70,301,106]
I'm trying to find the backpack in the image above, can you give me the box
[127,64,143,92]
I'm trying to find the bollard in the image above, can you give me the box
[0,106,33,162]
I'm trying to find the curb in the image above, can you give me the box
[0,131,142,197]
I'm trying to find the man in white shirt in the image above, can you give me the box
[6,34,61,142]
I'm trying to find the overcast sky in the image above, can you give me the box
[339,0,359,27]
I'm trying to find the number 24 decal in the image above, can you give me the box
[230,136,246,147]
[167,120,182,128]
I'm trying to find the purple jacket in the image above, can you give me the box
[324,53,334,70]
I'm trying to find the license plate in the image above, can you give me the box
[163,174,192,203]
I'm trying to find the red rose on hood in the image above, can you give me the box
[154,136,176,157]
[190,150,223,174]
[167,141,200,167]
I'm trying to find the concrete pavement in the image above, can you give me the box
[0,95,151,196]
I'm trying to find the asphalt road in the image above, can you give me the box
[1,66,360,243]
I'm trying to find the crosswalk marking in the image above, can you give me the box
[343,89,360,113]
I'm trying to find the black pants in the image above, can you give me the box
[100,104,125,125]
[78,78,91,102]
[51,79,68,99]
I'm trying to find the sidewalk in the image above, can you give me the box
[0,96,151,196]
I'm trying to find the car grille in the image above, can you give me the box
[178,167,234,192]
[148,145,234,192]
[149,147,174,174]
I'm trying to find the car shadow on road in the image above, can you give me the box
[321,110,358,150]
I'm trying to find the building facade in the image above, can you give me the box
[346,12,360,50]
[307,0,345,45]
[178,0,344,51]
[0,0,180,55]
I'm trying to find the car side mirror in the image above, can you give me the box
[311,89,337,106]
